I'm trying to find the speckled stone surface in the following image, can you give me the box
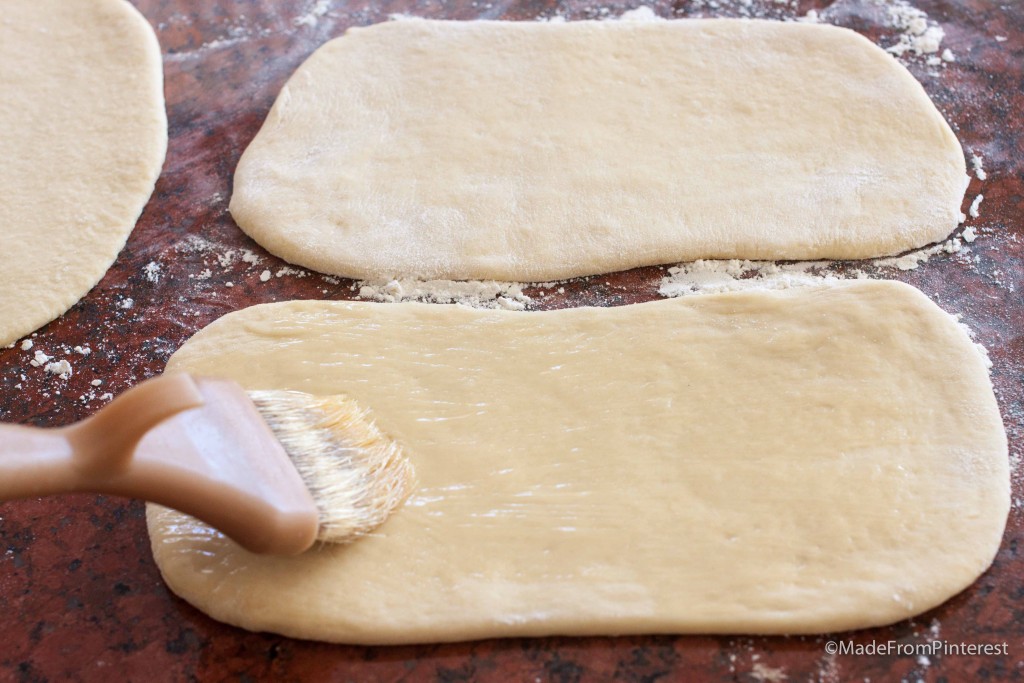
[1,1,1021,681]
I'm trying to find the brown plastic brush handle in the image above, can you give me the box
[0,374,206,499]
[0,373,321,556]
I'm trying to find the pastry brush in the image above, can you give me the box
[0,373,414,555]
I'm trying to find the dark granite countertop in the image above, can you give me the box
[1,0,1022,680]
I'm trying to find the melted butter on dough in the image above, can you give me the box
[230,18,967,281]
[148,281,1008,644]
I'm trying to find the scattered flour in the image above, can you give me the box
[683,0,799,17]
[817,653,840,683]
[177,237,274,294]
[143,261,162,283]
[660,229,975,295]
[276,266,311,278]
[659,260,842,298]
[217,251,239,268]
[885,1,945,56]
[30,350,51,367]
[179,236,261,270]
[120,298,134,310]
[357,278,532,310]
[20,340,33,351]
[178,235,219,255]
[971,153,987,181]
[164,23,273,63]
[294,0,331,27]
[618,6,661,22]
[45,359,73,379]
[873,241,955,271]
[969,194,984,218]
[750,663,789,683]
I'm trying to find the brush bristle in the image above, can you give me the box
[248,390,415,544]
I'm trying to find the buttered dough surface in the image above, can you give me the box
[148,281,1008,644]
[230,18,967,281]
[0,0,166,347]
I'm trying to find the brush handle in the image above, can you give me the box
[0,374,206,499]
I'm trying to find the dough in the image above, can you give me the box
[230,18,967,282]
[0,0,166,347]
[148,281,1008,644]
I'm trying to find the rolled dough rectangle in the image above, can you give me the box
[230,18,968,281]
[148,281,1008,644]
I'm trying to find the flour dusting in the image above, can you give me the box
[872,238,965,271]
[30,350,51,368]
[527,0,957,71]
[294,0,331,28]
[750,663,789,683]
[44,359,73,380]
[175,235,267,285]
[884,1,945,56]
[659,260,843,297]
[971,153,987,181]
[969,194,984,218]
[143,261,162,284]
[164,23,273,62]
[618,6,661,22]
[357,279,532,310]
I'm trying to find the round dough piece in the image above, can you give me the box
[148,281,1008,644]
[231,18,968,282]
[0,0,167,347]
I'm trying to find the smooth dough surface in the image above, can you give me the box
[0,0,166,347]
[231,18,967,282]
[148,281,1008,644]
